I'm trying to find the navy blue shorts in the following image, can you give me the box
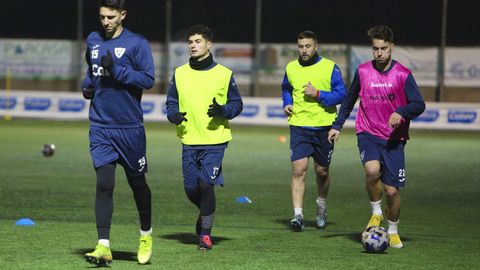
[357,133,406,187]
[290,125,334,167]
[182,147,225,189]
[89,126,147,176]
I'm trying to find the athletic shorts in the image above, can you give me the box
[290,125,334,167]
[182,147,225,189]
[357,133,406,187]
[89,125,147,176]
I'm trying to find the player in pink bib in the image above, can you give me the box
[328,25,425,248]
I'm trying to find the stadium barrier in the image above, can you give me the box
[1,90,479,131]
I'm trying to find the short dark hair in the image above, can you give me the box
[98,0,125,10]
[187,25,214,42]
[367,25,394,43]
[297,31,318,43]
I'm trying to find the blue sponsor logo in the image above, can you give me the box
[266,105,287,118]
[448,110,477,123]
[24,97,51,111]
[240,104,259,117]
[0,97,17,109]
[58,99,85,112]
[413,109,439,122]
[141,101,155,114]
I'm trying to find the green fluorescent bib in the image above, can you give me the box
[286,58,337,127]
[175,63,233,145]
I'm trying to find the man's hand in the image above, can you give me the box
[303,81,319,98]
[82,85,95,99]
[327,129,340,144]
[172,112,188,125]
[101,50,114,74]
[388,112,403,129]
[283,105,293,116]
[207,97,222,117]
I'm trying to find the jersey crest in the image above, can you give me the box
[115,47,126,58]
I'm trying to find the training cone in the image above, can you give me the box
[236,196,252,204]
[15,218,36,226]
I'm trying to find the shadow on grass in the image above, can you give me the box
[322,232,363,243]
[275,218,337,230]
[75,248,137,262]
[360,250,390,255]
[323,231,412,246]
[161,232,232,246]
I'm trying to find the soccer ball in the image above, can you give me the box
[42,144,56,157]
[361,226,389,253]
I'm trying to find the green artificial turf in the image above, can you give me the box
[0,119,479,269]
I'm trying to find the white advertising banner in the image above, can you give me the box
[350,46,438,87]
[169,42,253,84]
[2,38,480,88]
[0,39,78,79]
[168,42,348,85]
[257,43,348,84]
[1,90,480,131]
[445,47,480,87]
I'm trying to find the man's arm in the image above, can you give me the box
[318,64,347,106]
[218,76,243,120]
[331,70,361,131]
[165,73,189,125]
[166,74,180,121]
[108,38,155,89]
[395,73,426,120]
[281,72,294,115]
[82,48,95,99]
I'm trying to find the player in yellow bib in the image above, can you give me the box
[282,31,346,231]
[166,25,243,250]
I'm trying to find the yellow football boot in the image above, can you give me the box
[137,235,153,264]
[85,244,112,266]
[366,214,383,229]
[389,233,404,248]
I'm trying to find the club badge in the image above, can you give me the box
[114,47,126,58]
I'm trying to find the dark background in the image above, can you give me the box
[0,0,479,46]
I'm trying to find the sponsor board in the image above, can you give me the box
[1,90,479,131]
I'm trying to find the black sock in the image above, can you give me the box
[127,173,152,232]
[95,163,116,239]
[199,180,216,235]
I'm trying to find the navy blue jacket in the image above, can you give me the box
[82,28,155,128]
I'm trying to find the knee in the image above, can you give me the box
[96,181,114,195]
[198,179,214,193]
[365,168,380,183]
[315,167,329,180]
[292,167,307,178]
[96,164,115,193]
[127,174,148,191]
[384,187,399,199]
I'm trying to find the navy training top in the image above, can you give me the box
[82,28,155,128]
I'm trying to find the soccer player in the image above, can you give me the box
[282,31,346,231]
[166,24,243,250]
[82,0,155,265]
[328,25,425,248]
